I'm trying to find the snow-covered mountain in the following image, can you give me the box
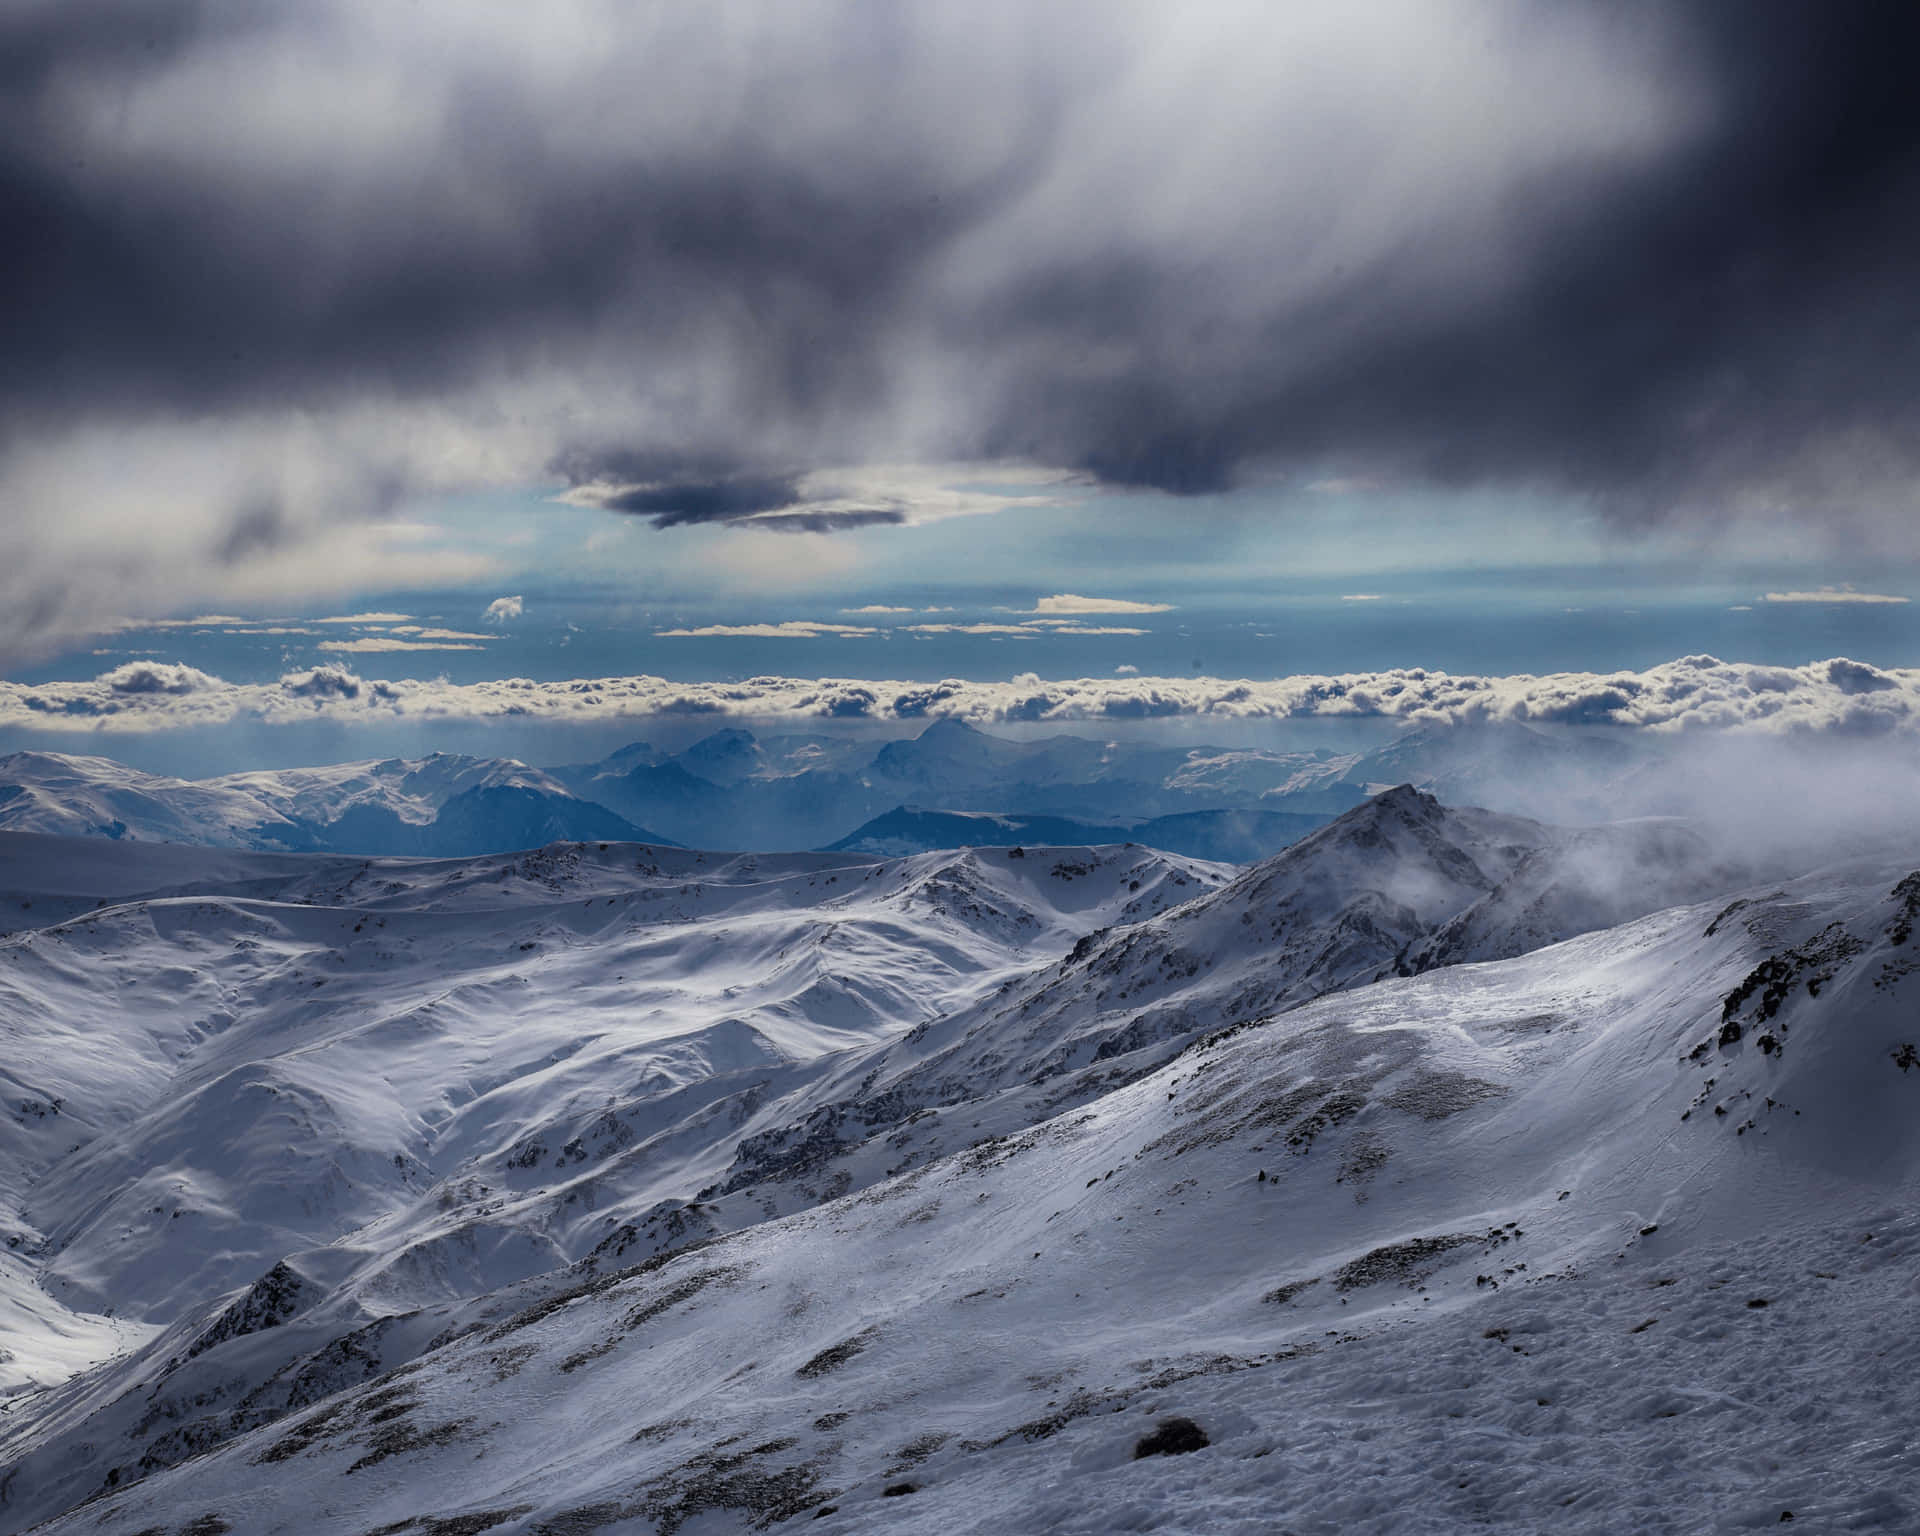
[551,718,1668,848]
[0,751,667,855]
[0,720,1662,864]
[553,722,1363,849]
[1,791,1915,1533]
[703,788,1738,1216]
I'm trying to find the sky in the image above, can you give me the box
[5,1,1920,770]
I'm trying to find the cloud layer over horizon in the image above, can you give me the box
[7,654,1920,740]
[5,1,1920,657]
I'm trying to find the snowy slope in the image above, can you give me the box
[0,752,311,846]
[680,790,1738,1235]
[6,851,1920,1533]
[0,834,1224,1407]
[0,752,666,854]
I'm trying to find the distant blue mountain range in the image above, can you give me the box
[0,717,1647,861]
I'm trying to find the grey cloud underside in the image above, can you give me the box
[746,509,907,534]
[4,1,1920,527]
[550,460,905,531]
[565,472,807,527]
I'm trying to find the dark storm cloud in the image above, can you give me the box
[4,0,1920,650]
[550,452,913,531]
[1,3,1024,444]
[977,1,1920,518]
[565,474,904,533]
[586,476,807,528]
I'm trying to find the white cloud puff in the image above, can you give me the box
[484,596,525,624]
[653,621,879,639]
[1763,587,1908,605]
[4,654,1918,737]
[1029,594,1174,615]
[317,637,485,653]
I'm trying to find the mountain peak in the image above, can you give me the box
[1364,782,1438,814]
[689,727,758,749]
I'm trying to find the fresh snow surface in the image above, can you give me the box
[0,794,1916,1533]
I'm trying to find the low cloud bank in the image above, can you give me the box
[5,655,1919,737]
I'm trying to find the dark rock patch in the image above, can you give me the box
[1134,1417,1210,1458]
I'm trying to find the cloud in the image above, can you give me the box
[8,653,1920,737]
[317,637,485,653]
[652,616,1151,639]
[1030,594,1174,615]
[315,612,416,625]
[741,509,907,535]
[101,662,220,696]
[560,469,807,527]
[901,623,1040,637]
[1341,594,1385,602]
[842,605,915,615]
[483,596,525,624]
[904,621,1149,636]
[556,461,1068,535]
[1763,587,1908,605]
[388,627,494,640]
[653,621,879,639]
[1115,663,1140,675]
[2,2,1920,661]
[124,615,251,630]
[279,666,365,701]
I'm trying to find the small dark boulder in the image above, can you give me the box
[1133,1417,1210,1459]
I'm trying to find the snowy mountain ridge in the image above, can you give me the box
[0,751,664,856]
[0,793,1915,1532]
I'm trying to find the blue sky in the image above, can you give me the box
[32,478,1917,699]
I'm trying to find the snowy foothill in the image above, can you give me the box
[0,788,1916,1532]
